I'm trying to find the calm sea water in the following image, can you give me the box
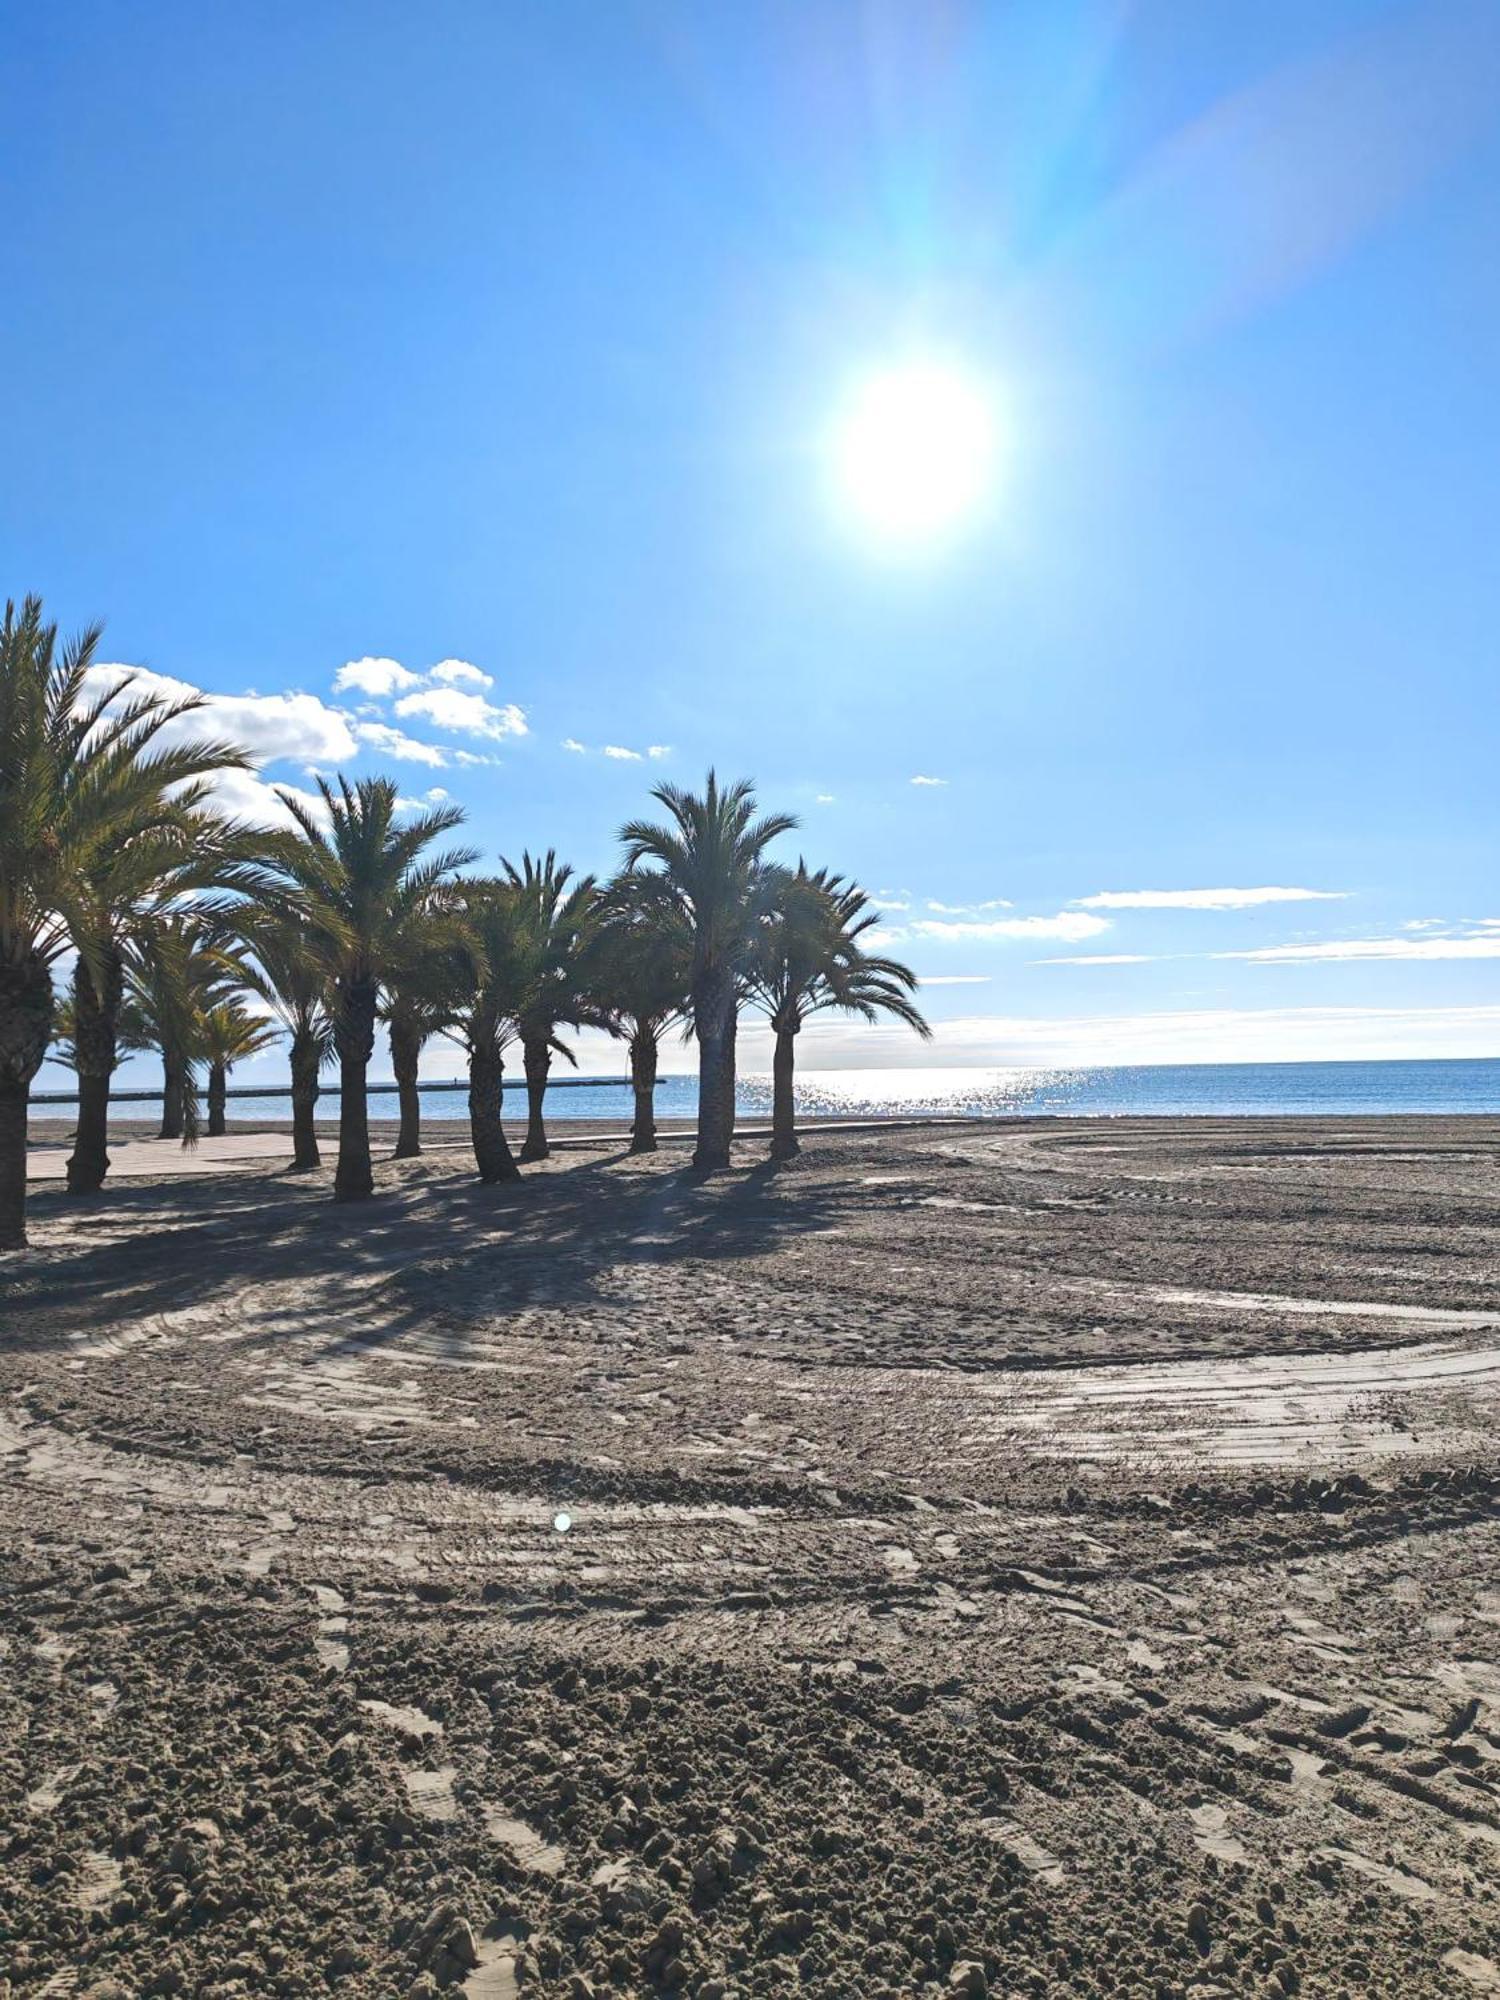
[213,1057,1500,1122]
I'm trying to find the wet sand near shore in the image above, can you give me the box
[3,1117,1500,1997]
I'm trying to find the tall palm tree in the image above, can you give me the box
[262,776,473,1200]
[501,850,598,1162]
[237,906,335,1172]
[589,875,692,1153]
[442,878,528,1184]
[620,772,796,1171]
[0,596,247,1247]
[202,999,281,1136]
[748,866,930,1160]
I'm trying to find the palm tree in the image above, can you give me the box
[748,866,930,1160]
[202,999,281,1136]
[442,878,528,1184]
[52,984,153,1166]
[237,907,335,1172]
[65,811,269,1193]
[501,850,598,1162]
[620,772,796,1171]
[589,875,692,1153]
[262,776,473,1200]
[126,914,248,1142]
[381,950,461,1160]
[0,596,248,1248]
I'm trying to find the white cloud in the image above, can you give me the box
[333,656,421,698]
[88,664,358,769]
[647,744,672,759]
[926,898,1013,915]
[1074,886,1347,911]
[354,721,449,769]
[897,912,1112,944]
[201,767,332,831]
[603,745,642,761]
[83,665,357,834]
[909,774,947,787]
[453,749,498,767]
[394,687,528,740]
[815,794,836,805]
[918,975,992,986]
[1041,953,1159,965]
[562,738,587,754]
[1218,931,1500,965]
[429,658,493,688]
[425,786,449,801]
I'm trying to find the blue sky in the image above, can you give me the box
[8,0,1499,1076]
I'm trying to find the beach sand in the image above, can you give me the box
[3,1116,1499,1996]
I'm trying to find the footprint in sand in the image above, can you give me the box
[464,1935,520,1999]
[979,1820,1065,1886]
[1445,1949,1500,1994]
[402,1766,458,1821]
[75,1849,124,1912]
[482,1807,565,1875]
[26,1764,80,1814]
[1186,1803,1249,1864]
[1323,1845,1438,1901]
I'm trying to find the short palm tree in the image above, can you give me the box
[0,596,248,1247]
[619,772,796,1171]
[589,875,692,1153]
[501,850,598,1162]
[125,914,250,1142]
[262,777,473,1200]
[65,810,269,1193]
[381,948,462,1160]
[237,905,335,1171]
[442,878,528,1184]
[748,866,930,1160]
[202,999,281,1136]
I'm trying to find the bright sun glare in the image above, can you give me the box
[827,358,999,551]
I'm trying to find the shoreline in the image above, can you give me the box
[26,1103,1500,1149]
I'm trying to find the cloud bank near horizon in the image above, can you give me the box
[1074,886,1348,910]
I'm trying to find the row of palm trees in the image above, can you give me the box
[0,596,929,1250]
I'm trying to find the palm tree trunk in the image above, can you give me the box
[0,953,54,1251]
[159,1053,186,1140]
[207,1060,227,1137]
[333,976,377,1201]
[469,1040,520,1184]
[66,952,121,1195]
[390,1015,423,1159]
[770,1022,799,1160]
[289,1033,321,1171]
[692,965,736,1171]
[0,1082,28,1252]
[629,1025,658,1153]
[520,1035,551,1162]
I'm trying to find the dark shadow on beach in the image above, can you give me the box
[0,1144,859,1360]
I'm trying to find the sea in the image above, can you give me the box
[178,1057,1500,1123]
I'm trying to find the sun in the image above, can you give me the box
[826,357,1000,551]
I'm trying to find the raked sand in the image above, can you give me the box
[3,1115,1500,1995]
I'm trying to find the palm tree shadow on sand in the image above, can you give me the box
[0,1148,857,1360]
